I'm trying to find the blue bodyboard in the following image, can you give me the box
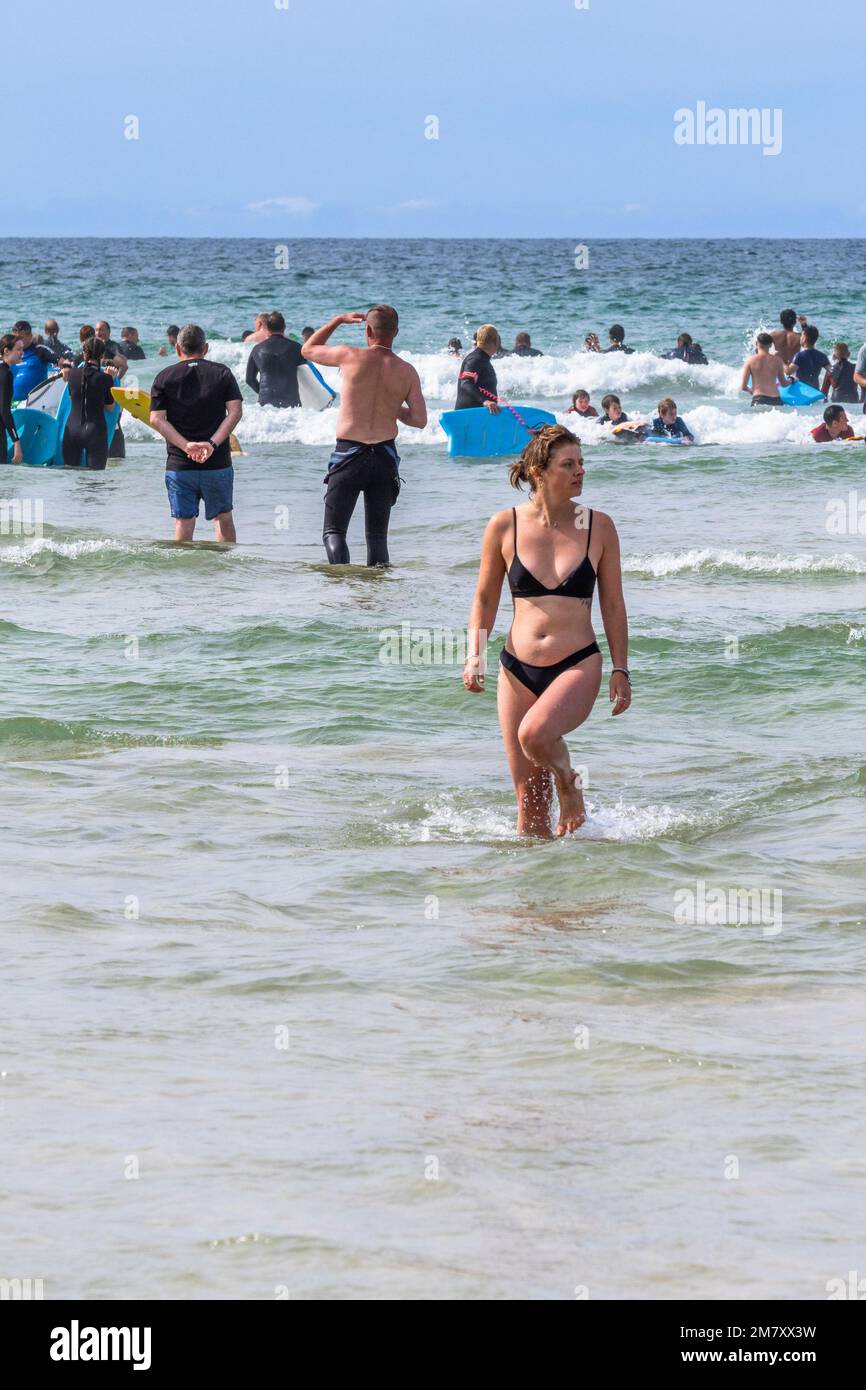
[53,384,120,466]
[440,406,556,457]
[644,433,689,445]
[778,381,825,407]
[7,408,60,467]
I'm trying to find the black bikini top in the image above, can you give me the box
[507,506,596,600]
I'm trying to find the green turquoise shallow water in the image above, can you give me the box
[1,239,864,1299]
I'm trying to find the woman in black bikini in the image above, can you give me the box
[463,424,631,837]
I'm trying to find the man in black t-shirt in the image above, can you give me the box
[455,324,502,412]
[150,324,244,541]
[245,311,304,407]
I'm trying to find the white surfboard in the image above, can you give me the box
[298,362,337,411]
[24,373,66,413]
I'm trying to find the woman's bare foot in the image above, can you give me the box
[555,769,586,837]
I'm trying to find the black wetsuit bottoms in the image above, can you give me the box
[108,423,126,458]
[322,438,401,565]
[751,394,781,407]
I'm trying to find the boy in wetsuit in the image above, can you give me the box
[598,393,630,425]
[653,397,694,440]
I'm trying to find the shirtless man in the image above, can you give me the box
[740,332,789,406]
[769,309,807,363]
[244,312,271,347]
[302,305,427,565]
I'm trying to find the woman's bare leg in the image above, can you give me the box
[517,653,602,836]
[497,664,554,837]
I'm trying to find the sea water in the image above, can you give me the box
[0,239,864,1299]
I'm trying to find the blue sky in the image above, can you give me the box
[6,0,865,237]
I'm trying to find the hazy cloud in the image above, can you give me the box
[247,196,320,215]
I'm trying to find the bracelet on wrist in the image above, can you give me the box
[612,666,631,682]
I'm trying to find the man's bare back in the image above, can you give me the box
[334,346,419,442]
[741,346,788,399]
[302,310,427,443]
[770,328,801,362]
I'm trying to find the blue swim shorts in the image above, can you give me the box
[165,467,234,520]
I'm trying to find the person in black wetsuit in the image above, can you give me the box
[43,320,72,361]
[512,332,543,358]
[61,336,117,470]
[455,325,502,412]
[94,321,128,459]
[602,324,634,355]
[1,333,24,464]
[120,327,146,360]
[245,311,305,407]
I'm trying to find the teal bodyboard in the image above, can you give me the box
[7,408,60,467]
[778,381,825,406]
[440,406,556,457]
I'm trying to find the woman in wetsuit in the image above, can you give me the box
[463,424,631,838]
[0,334,24,465]
[61,336,117,469]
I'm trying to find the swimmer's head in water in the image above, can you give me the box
[834,342,849,360]
[302,326,315,341]
[608,323,625,344]
[476,324,500,353]
[823,404,848,429]
[801,324,819,346]
[167,325,180,343]
[573,389,590,407]
[677,333,692,347]
[448,337,462,354]
[600,393,622,416]
[780,309,797,330]
[658,397,677,418]
[515,331,531,349]
[366,304,399,345]
[509,423,582,493]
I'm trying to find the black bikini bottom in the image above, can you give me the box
[499,641,600,698]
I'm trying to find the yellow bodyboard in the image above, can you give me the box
[112,387,242,454]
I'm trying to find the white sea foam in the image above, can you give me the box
[624,548,866,578]
[0,537,136,567]
[393,795,695,843]
[580,799,694,841]
[402,348,742,403]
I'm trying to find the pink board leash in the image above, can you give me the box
[458,375,537,436]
